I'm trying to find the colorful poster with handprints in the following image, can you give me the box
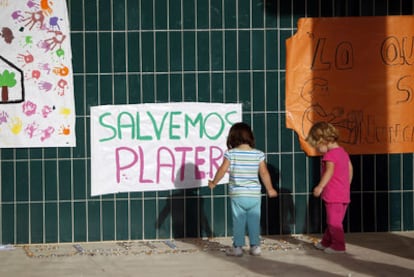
[90,103,242,196]
[0,0,75,147]
[286,15,414,156]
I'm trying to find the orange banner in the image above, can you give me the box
[286,15,414,156]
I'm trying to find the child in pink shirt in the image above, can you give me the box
[306,122,353,253]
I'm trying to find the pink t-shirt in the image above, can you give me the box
[321,147,351,203]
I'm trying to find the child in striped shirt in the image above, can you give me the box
[209,122,278,256]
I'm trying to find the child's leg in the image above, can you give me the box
[325,203,348,251]
[245,197,261,246]
[231,198,247,247]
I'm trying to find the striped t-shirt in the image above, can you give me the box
[224,148,265,197]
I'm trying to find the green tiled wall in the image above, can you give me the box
[1,0,414,244]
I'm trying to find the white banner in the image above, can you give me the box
[91,103,242,196]
[0,0,75,147]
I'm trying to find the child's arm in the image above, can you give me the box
[259,161,278,198]
[208,158,230,189]
[313,161,334,197]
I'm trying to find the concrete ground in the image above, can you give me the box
[0,232,413,277]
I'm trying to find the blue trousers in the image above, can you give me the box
[231,196,261,247]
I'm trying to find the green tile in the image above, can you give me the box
[45,203,58,243]
[30,203,44,243]
[239,72,251,107]
[88,200,101,241]
[280,155,293,192]
[294,153,308,193]
[128,74,141,104]
[99,32,113,73]
[252,31,264,70]
[253,72,265,111]
[169,1,182,30]
[68,0,83,31]
[279,1,292,28]
[86,75,99,107]
[116,200,129,240]
[183,32,196,71]
[197,73,210,102]
[262,195,280,235]
[183,0,195,29]
[253,113,265,150]
[403,192,414,230]
[58,160,72,201]
[197,31,210,71]
[127,0,140,30]
[211,73,224,102]
[213,196,228,237]
[363,193,375,232]
[169,31,182,71]
[389,154,401,191]
[142,75,155,102]
[169,74,182,101]
[44,160,58,201]
[390,192,402,231]
[349,193,362,232]
[280,115,294,152]
[99,0,111,31]
[197,0,209,29]
[74,202,87,242]
[114,33,127,72]
[143,199,157,239]
[403,154,413,190]
[102,200,115,241]
[224,31,237,70]
[238,1,250,28]
[114,74,127,105]
[141,32,154,72]
[1,162,14,202]
[376,192,389,231]
[376,155,388,191]
[279,30,291,70]
[294,195,308,233]
[141,1,153,30]
[224,73,237,103]
[30,161,43,202]
[266,114,279,153]
[1,149,13,160]
[265,2,277,28]
[210,0,223,28]
[15,149,28,160]
[211,31,223,70]
[156,32,168,72]
[100,75,113,105]
[238,36,252,70]
[265,30,285,70]
[127,32,140,72]
[84,0,97,31]
[16,204,29,244]
[184,73,196,101]
[71,33,84,74]
[59,202,73,242]
[113,0,126,30]
[156,74,169,102]
[85,33,98,73]
[155,0,167,30]
[362,155,375,191]
[223,0,236,28]
[74,75,85,117]
[130,199,143,240]
[1,204,14,243]
[252,0,264,28]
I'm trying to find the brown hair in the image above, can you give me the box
[226,122,255,149]
[306,121,339,147]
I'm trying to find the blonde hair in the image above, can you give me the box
[306,122,339,147]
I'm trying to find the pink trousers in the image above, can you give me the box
[321,203,348,251]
